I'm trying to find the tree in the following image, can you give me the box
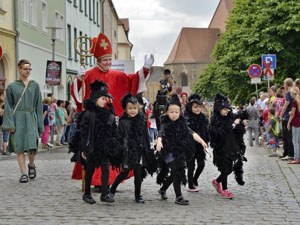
[195,0,300,104]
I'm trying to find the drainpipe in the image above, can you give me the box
[14,0,19,79]
[101,0,105,33]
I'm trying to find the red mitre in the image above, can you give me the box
[180,92,188,98]
[91,33,112,59]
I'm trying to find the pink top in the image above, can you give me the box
[272,97,284,117]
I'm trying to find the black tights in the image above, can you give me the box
[187,155,205,189]
[110,164,142,199]
[160,161,182,198]
[84,159,109,197]
[216,166,232,190]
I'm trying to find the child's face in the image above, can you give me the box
[126,102,139,117]
[167,105,181,121]
[191,103,202,115]
[220,108,229,116]
[96,96,108,108]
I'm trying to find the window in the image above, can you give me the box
[74,0,77,7]
[89,0,92,20]
[67,24,72,60]
[30,0,37,27]
[42,2,47,32]
[93,0,95,23]
[74,27,78,61]
[22,0,29,23]
[84,0,87,16]
[55,12,64,41]
[96,1,99,26]
[79,0,83,12]
[181,73,188,86]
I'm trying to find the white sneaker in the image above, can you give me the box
[281,156,293,161]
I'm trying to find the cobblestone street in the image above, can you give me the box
[0,143,300,225]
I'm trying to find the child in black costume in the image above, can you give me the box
[109,93,156,203]
[156,94,207,205]
[69,80,121,204]
[184,94,209,192]
[210,93,247,199]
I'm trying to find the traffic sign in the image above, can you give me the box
[264,69,274,80]
[0,46,2,60]
[262,54,276,69]
[248,64,262,78]
[251,78,261,84]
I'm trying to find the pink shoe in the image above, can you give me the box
[212,179,222,194]
[221,190,235,199]
[187,186,200,192]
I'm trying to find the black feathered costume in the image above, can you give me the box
[110,93,157,201]
[209,93,247,193]
[156,94,195,200]
[69,80,121,201]
[184,94,210,190]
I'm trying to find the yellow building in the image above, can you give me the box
[117,18,132,60]
[0,0,16,88]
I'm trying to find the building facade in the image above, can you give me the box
[17,0,66,98]
[117,18,132,60]
[65,0,101,100]
[0,0,16,88]
[163,0,233,96]
[102,0,118,60]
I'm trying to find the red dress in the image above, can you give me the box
[71,66,149,185]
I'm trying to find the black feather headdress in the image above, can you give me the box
[89,80,113,102]
[213,93,231,114]
[120,93,138,109]
[166,94,181,110]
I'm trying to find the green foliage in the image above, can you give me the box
[194,0,300,104]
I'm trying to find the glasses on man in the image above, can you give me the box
[21,68,32,71]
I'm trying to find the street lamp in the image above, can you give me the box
[46,26,62,144]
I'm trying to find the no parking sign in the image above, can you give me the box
[248,64,262,83]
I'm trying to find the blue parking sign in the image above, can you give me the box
[262,54,276,69]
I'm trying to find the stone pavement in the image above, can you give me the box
[0,143,299,225]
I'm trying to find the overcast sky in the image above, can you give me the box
[113,0,220,69]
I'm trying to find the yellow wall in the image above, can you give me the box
[117,24,131,60]
[0,0,16,86]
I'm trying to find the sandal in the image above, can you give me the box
[19,174,28,183]
[28,164,36,179]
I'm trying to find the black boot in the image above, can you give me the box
[100,194,115,203]
[135,196,145,203]
[158,189,168,200]
[82,194,96,204]
[175,196,189,205]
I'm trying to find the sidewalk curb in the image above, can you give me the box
[0,145,67,161]
[262,143,300,207]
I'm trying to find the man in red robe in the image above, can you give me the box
[71,32,154,186]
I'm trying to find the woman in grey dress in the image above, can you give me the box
[247,98,260,147]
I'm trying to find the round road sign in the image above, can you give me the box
[248,64,262,78]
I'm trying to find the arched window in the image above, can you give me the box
[181,73,188,86]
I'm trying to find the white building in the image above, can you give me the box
[65,0,101,100]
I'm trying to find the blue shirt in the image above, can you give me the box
[43,105,50,126]
[283,91,293,121]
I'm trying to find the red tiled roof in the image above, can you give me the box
[164,28,221,65]
[119,18,130,32]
